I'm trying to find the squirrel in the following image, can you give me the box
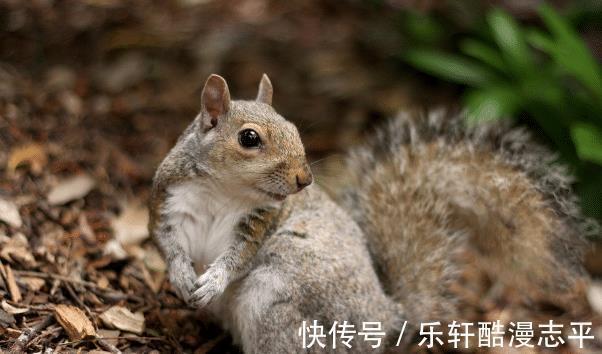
[149,73,313,307]
[149,74,594,353]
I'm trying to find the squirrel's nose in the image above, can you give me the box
[295,172,313,191]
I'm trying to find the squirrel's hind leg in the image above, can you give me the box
[226,267,309,354]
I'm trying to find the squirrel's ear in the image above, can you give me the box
[200,74,231,131]
[256,73,273,105]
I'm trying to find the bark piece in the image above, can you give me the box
[0,233,36,267]
[20,276,46,291]
[1,300,29,314]
[111,201,149,246]
[47,174,96,205]
[7,143,47,174]
[5,264,22,302]
[0,197,22,228]
[98,328,120,346]
[54,304,97,340]
[99,306,145,335]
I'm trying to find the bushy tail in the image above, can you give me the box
[338,110,596,323]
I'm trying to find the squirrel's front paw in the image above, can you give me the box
[189,266,228,308]
[169,266,196,302]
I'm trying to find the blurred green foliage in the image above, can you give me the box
[398,4,602,231]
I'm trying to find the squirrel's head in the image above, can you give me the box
[194,74,312,203]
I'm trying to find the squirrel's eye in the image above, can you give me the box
[238,129,261,149]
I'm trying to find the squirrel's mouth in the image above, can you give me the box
[255,187,287,201]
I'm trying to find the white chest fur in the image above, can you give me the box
[164,181,248,268]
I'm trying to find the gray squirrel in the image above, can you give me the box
[149,74,593,353]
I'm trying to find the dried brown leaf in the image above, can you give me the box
[47,174,96,205]
[0,233,36,267]
[97,328,121,346]
[4,264,22,302]
[1,300,29,314]
[54,304,97,340]
[0,198,22,228]
[111,201,149,246]
[20,276,46,291]
[99,306,145,335]
[7,143,47,174]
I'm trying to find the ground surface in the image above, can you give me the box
[0,1,601,353]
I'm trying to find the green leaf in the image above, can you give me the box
[520,75,564,107]
[464,85,521,123]
[538,4,602,98]
[571,122,602,164]
[403,49,497,87]
[460,39,507,73]
[526,29,555,53]
[487,8,534,74]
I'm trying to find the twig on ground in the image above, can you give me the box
[27,325,63,349]
[14,270,98,288]
[98,338,123,354]
[13,270,144,302]
[194,333,227,354]
[9,315,55,353]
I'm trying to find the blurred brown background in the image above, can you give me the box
[0,0,504,176]
[2,0,600,179]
